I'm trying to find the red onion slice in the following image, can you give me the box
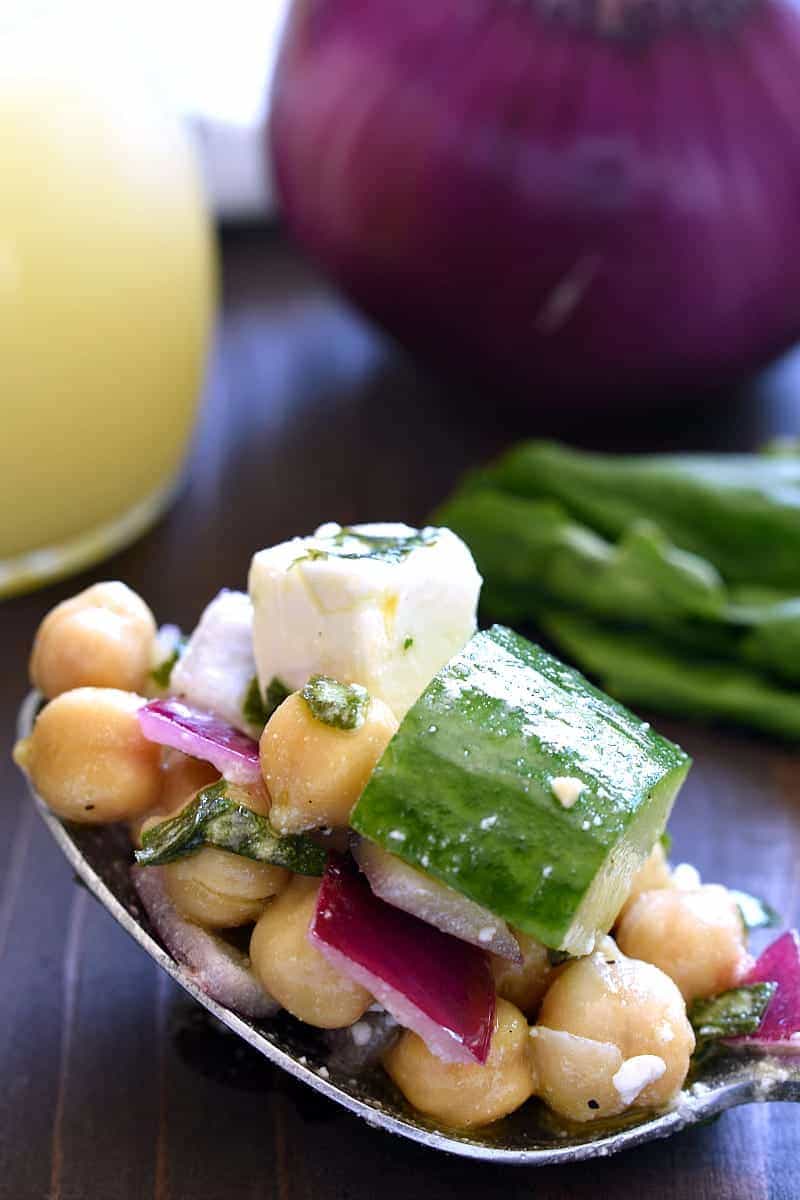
[132,866,277,1020]
[138,698,261,784]
[725,929,800,1053]
[354,838,521,963]
[310,855,495,1065]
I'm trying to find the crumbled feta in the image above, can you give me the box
[551,776,584,808]
[350,1021,372,1047]
[477,926,497,943]
[171,590,257,734]
[612,1055,666,1107]
[672,862,702,891]
[248,522,481,719]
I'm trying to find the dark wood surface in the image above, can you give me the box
[2,227,800,1200]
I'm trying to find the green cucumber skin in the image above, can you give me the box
[351,626,690,951]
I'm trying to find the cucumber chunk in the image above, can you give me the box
[351,626,690,954]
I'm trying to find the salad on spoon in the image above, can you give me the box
[13,522,800,1140]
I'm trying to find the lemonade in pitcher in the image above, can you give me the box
[0,5,215,596]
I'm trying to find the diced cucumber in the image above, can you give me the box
[351,626,690,954]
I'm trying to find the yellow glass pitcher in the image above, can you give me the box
[0,5,216,596]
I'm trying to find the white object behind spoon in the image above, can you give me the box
[16,692,800,1164]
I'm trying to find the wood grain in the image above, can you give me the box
[2,227,800,1200]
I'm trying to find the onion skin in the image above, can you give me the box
[353,836,522,962]
[132,866,278,1020]
[271,0,800,404]
[310,854,496,1064]
[725,929,800,1052]
[138,698,261,784]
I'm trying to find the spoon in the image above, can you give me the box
[17,693,800,1165]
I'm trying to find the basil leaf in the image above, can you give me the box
[546,948,573,967]
[150,639,186,689]
[136,781,229,864]
[135,781,326,876]
[242,676,269,730]
[302,675,370,731]
[689,982,777,1049]
[728,889,781,932]
[264,676,292,720]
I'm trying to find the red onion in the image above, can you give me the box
[725,929,800,1053]
[138,698,261,784]
[271,0,800,403]
[310,855,496,1064]
[353,837,521,962]
[132,866,278,1020]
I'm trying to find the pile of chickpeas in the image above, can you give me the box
[14,582,754,1131]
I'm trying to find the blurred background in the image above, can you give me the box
[3,0,800,597]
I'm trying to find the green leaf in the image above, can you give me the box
[264,676,292,721]
[302,675,370,731]
[135,781,326,876]
[689,982,777,1051]
[403,637,414,651]
[242,676,269,730]
[546,949,573,967]
[150,640,186,689]
[729,889,781,932]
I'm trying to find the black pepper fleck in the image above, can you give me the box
[587,1099,599,1110]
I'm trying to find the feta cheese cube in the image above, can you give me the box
[171,590,257,734]
[248,523,482,719]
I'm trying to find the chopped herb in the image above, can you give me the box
[264,676,292,720]
[150,639,186,689]
[135,781,326,875]
[242,676,269,729]
[403,637,414,651]
[293,525,440,568]
[659,831,672,855]
[292,546,329,566]
[547,948,573,967]
[729,889,780,932]
[302,675,370,731]
[689,982,777,1053]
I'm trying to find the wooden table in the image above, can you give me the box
[2,228,799,1200]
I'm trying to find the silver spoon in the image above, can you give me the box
[17,693,800,1165]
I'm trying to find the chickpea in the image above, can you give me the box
[260,691,398,834]
[13,687,161,823]
[130,751,220,847]
[492,931,552,1017]
[29,581,157,699]
[250,876,373,1027]
[616,884,752,1003]
[530,1027,624,1122]
[162,781,286,929]
[384,999,535,1130]
[531,937,694,1122]
[616,841,673,922]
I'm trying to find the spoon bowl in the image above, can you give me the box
[17,692,800,1165]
